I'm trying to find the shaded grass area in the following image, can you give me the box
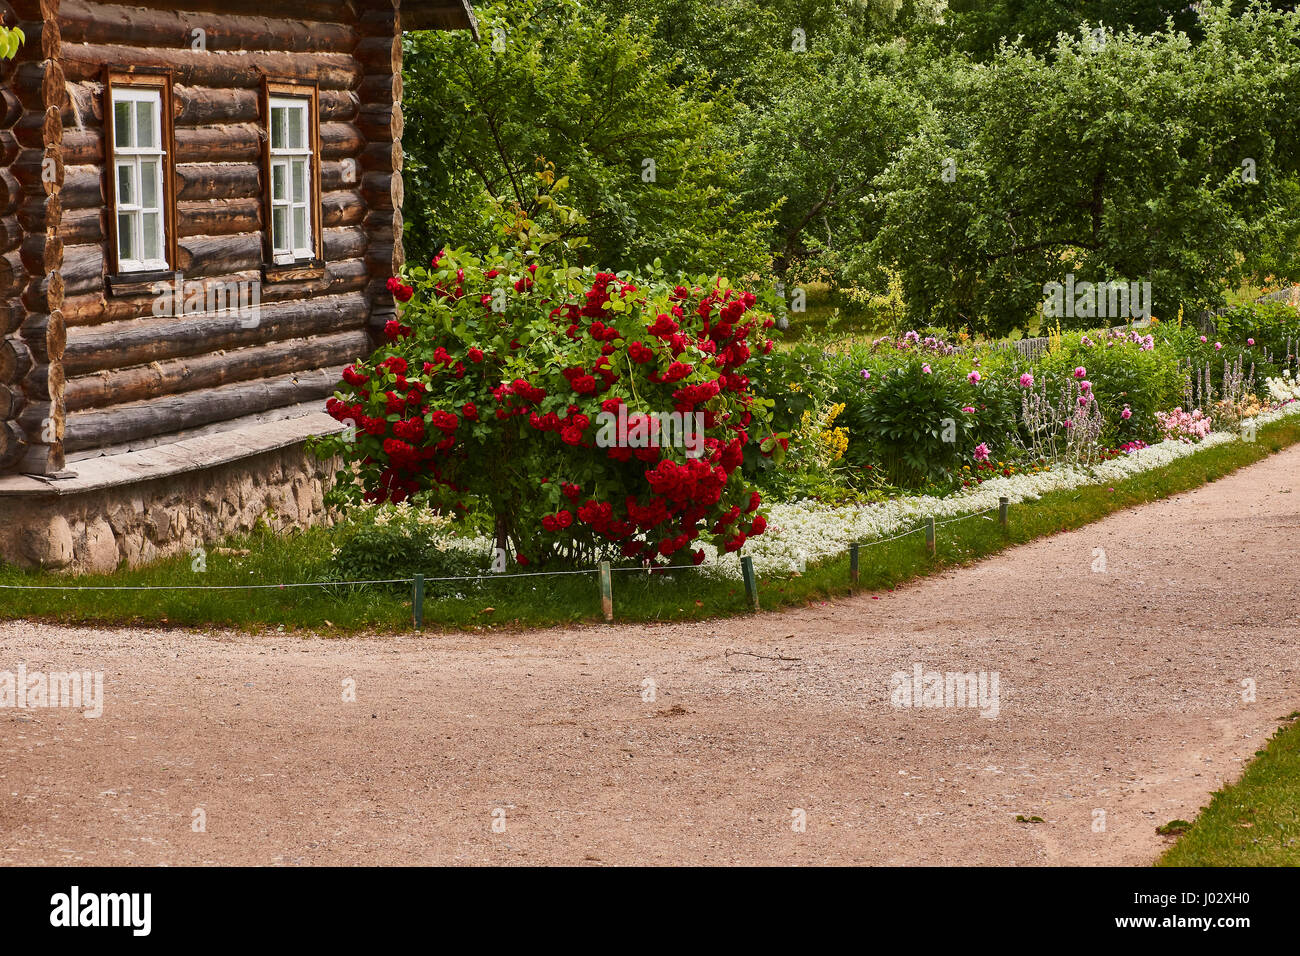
[1157,714,1300,866]
[2,418,1298,635]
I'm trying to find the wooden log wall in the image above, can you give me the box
[2,0,412,464]
[2,0,64,473]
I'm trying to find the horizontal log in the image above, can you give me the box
[60,43,361,90]
[322,225,366,262]
[60,205,104,245]
[64,290,368,373]
[1,301,24,337]
[172,87,357,128]
[358,71,400,106]
[60,259,369,327]
[61,243,104,298]
[60,0,356,54]
[176,162,261,202]
[175,123,258,163]
[18,190,60,234]
[0,216,21,256]
[17,399,63,441]
[177,198,261,237]
[21,309,65,364]
[0,419,26,470]
[0,249,23,299]
[0,88,21,129]
[65,328,368,410]
[22,359,63,402]
[65,368,340,451]
[9,17,59,63]
[20,231,62,275]
[0,335,33,383]
[0,168,20,216]
[13,107,61,150]
[0,383,24,421]
[354,34,400,73]
[12,59,65,112]
[321,189,364,228]
[93,0,355,25]
[361,170,402,210]
[59,164,102,211]
[13,147,61,192]
[361,139,402,174]
[60,127,101,166]
[0,130,20,167]
[22,269,63,313]
[17,439,65,476]
[177,232,264,278]
[320,122,363,160]
[356,103,400,143]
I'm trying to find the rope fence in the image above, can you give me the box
[0,498,1015,627]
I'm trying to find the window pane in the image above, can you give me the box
[140,160,158,208]
[118,213,135,261]
[142,212,160,260]
[271,107,286,150]
[291,160,306,203]
[271,163,285,201]
[292,206,307,248]
[272,206,287,250]
[117,163,135,205]
[287,108,304,150]
[136,101,156,148]
[114,101,134,148]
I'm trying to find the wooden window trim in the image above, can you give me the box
[260,77,324,282]
[103,67,178,291]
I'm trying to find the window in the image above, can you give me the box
[110,87,168,272]
[268,95,315,264]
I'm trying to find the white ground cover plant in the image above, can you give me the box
[412,400,1300,580]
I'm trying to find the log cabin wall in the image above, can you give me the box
[0,0,410,473]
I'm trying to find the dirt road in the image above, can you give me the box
[3,446,1299,866]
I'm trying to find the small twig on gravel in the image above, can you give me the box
[725,649,802,662]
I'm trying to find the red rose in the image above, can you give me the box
[468,347,484,363]
[462,402,478,421]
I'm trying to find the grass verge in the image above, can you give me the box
[1157,714,1300,865]
[2,417,1299,634]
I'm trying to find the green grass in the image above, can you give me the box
[1158,714,1300,866]
[2,417,1299,635]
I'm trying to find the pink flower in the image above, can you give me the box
[962,406,975,414]
[1214,342,1222,350]
[1063,419,1074,429]
[967,370,981,384]
[1019,373,1034,388]
[860,369,871,380]
[1247,338,1255,346]
[973,442,990,461]
[1077,395,1089,406]
[1080,380,1092,392]
[1074,366,1086,378]
[921,364,932,374]
[1121,406,1132,420]
[1199,335,1207,343]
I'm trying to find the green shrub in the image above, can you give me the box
[1032,330,1182,444]
[331,507,490,592]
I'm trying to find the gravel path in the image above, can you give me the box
[3,446,1299,866]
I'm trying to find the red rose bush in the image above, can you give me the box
[317,187,772,569]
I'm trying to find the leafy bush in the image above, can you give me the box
[1031,329,1182,444]
[314,174,775,568]
[846,355,971,487]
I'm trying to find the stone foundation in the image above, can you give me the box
[0,414,341,574]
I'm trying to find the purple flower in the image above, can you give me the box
[860,369,871,380]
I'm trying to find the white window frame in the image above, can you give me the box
[268,95,315,265]
[110,87,168,273]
